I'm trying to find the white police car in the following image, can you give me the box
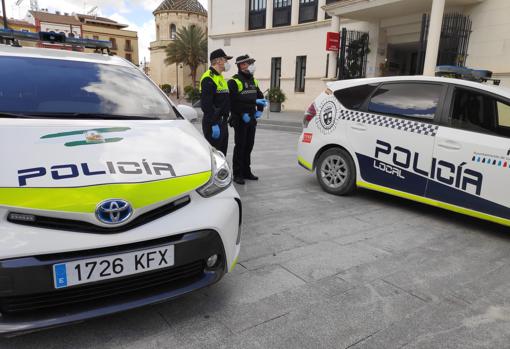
[0,30,241,335]
[298,68,510,227]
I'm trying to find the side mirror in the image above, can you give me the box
[176,104,198,122]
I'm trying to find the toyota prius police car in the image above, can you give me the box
[0,30,241,335]
[298,67,510,227]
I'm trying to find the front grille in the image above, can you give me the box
[0,260,204,314]
[7,195,191,234]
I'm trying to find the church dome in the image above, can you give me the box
[153,0,207,16]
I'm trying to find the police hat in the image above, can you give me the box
[235,54,256,65]
[210,49,233,61]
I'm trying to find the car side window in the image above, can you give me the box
[450,87,510,137]
[367,83,443,120]
[334,84,378,110]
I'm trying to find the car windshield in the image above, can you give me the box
[0,56,178,120]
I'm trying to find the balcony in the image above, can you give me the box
[273,5,291,27]
[125,44,133,52]
[249,9,266,30]
[299,1,318,23]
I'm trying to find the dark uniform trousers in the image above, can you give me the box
[202,118,229,156]
[233,116,256,178]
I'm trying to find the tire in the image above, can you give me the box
[316,148,356,196]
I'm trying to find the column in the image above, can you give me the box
[423,0,445,76]
[318,0,326,21]
[266,0,274,29]
[327,15,340,79]
[291,0,300,26]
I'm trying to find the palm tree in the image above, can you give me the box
[164,25,207,88]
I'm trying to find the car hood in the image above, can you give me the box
[0,119,212,213]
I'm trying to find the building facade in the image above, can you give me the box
[78,14,139,65]
[27,10,83,50]
[149,0,208,94]
[208,0,510,111]
[0,16,37,46]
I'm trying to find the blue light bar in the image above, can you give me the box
[435,65,500,85]
[0,28,112,51]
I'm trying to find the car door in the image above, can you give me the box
[345,81,447,197]
[428,85,510,223]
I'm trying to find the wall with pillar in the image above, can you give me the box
[465,0,510,87]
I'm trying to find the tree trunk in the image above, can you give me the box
[191,67,197,88]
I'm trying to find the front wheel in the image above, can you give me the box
[316,148,356,196]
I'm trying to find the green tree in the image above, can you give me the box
[164,25,207,88]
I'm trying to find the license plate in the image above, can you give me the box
[53,245,175,289]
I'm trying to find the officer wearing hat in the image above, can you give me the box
[199,48,233,155]
[228,54,268,185]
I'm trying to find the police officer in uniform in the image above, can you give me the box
[228,54,267,185]
[200,49,233,155]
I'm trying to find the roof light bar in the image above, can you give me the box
[0,29,112,52]
[435,65,501,86]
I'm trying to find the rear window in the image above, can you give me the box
[334,84,377,110]
[0,56,177,119]
[368,83,443,120]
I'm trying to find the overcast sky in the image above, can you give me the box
[2,0,208,63]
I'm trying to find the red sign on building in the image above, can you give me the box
[326,32,340,52]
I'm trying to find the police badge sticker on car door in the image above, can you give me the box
[315,97,342,135]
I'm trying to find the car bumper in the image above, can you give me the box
[0,229,226,337]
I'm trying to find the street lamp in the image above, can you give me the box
[176,62,183,100]
[1,0,8,30]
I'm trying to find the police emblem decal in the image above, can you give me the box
[316,98,340,134]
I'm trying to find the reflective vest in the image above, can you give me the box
[199,69,229,94]
[231,76,259,95]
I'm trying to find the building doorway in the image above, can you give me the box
[384,42,421,76]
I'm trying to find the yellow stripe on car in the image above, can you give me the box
[298,156,313,171]
[0,171,211,213]
[357,181,510,227]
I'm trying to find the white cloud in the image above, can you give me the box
[109,12,155,64]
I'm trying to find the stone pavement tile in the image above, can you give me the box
[0,307,169,349]
[199,265,306,306]
[361,225,447,254]
[280,241,391,282]
[353,296,510,349]
[204,275,353,334]
[288,216,375,244]
[380,236,510,303]
[238,232,307,263]
[222,279,427,349]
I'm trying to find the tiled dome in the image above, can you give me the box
[154,0,207,16]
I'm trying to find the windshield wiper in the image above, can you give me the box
[0,112,32,118]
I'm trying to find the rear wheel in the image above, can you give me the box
[316,148,356,196]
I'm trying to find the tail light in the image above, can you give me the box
[303,103,317,128]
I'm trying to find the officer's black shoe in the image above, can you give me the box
[234,176,245,185]
[244,174,259,181]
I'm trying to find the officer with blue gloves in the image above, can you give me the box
[200,49,233,155]
[228,54,267,185]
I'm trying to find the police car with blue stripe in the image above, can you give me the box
[0,29,241,335]
[298,67,510,226]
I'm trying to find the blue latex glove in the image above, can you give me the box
[255,110,263,119]
[256,99,268,107]
[242,113,251,124]
[211,124,220,140]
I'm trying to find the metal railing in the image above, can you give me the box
[249,9,266,30]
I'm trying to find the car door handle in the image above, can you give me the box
[438,140,462,151]
[350,123,366,131]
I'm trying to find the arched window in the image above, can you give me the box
[170,24,177,40]
[156,25,160,40]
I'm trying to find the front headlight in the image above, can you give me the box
[197,148,232,197]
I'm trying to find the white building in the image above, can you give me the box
[208,0,510,111]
